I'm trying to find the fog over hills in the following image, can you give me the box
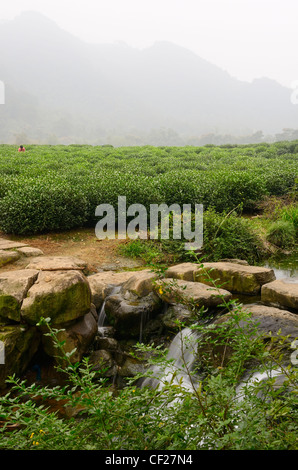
[1,11,298,146]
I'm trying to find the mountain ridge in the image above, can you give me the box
[0,11,297,145]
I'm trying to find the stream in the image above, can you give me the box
[140,253,298,392]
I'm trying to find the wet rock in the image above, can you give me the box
[87,270,136,309]
[160,303,197,330]
[118,356,146,377]
[105,291,162,339]
[95,336,119,351]
[88,350,117,376]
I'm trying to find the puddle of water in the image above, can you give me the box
[262,252,298,280]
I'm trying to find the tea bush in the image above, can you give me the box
[0,143,297,235]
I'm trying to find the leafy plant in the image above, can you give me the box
[266,220,296,249]
[0,266,297,450]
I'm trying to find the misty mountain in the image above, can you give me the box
[0,11,298,145]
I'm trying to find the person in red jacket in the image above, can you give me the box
[18,145,25,152]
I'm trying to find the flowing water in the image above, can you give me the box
[141,327,201,391]
[140,253,297,393]
[97,285,121,334]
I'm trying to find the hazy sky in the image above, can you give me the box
[1,0,297,87]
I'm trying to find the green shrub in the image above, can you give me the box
[0,178,88,234]
[0,143,297,235]
[120,208,264,266]
[0,291,297,450]
[280,204,298,237]
[200,209,264,263]
[266,220,296,248]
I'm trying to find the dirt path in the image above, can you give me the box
[0,228,144,273]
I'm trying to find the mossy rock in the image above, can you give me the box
[21,270,91,325]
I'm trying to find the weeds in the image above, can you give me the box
[0,261,297,450]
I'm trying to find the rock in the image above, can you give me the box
[203,303,298,370]
[0,324,40,389]
[25,256,87,272]
[0,250,21,267]
[240,304,298,341]
[118,356,146,377]
[42,311,98,364]
[155,278,232,308]
[161,303,197,330]
[97,326,116,338]
[0,270,39,323]
[87,271,136,309]
[0,239,28,250]
[21,270,91,326]
[261,278,298,311]
[95,336,119,351]
[16,246,44,257]
[165,263,199,281]
[88,350,117,376]
[219,259,249,265]
[194,262,275,295]
[105,291,162,338]
[120,270,158,297]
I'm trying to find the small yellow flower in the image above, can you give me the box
[39,429,45,434]
[158,287,163,295]
[33,441,39,445]
[30,432,34,439]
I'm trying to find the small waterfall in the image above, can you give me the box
[98,302,107,328]
[141,327,200,392]
[235,368,283,402]
[98,285,121,334]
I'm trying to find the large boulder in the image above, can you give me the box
[155,278,232,308]
[193,262,275,295]
[42,310,98,364]
[21,270,91,326]
[200,303,298,370]
[0,270,39,324]
[261,278,298,311]
[0,324,40,389]
[87,271,136,309]
[240,304,298,342]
